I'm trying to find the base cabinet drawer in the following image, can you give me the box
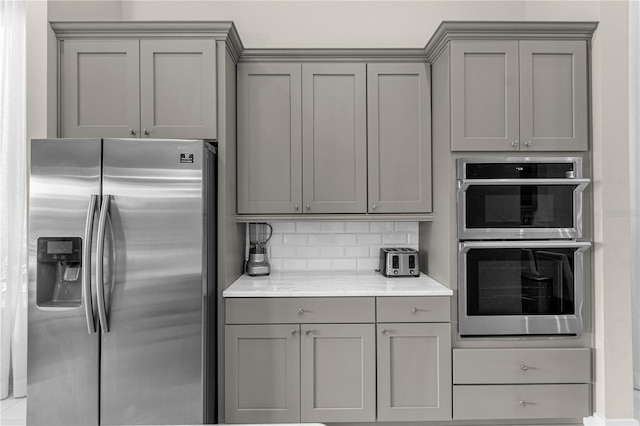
[454,348,591,384]
[453,384,591,420]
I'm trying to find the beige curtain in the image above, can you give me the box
[0,0,28,400]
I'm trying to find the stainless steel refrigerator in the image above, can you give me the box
[27,138,217,425]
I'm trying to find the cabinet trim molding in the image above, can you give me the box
[239,48,427,63]
[50,21,244,63]
[235,213,434,222]
[425,21,598,62]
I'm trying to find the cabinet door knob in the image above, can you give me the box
[143,129,149,136]
[520,365,529,371]
[305,205,310,211]
[512,140,519,149]
[411,307,418,314]
[305,329,312,335]
[372,204,377,211]
[291,329,297,335]
[381,328,389,334]
[524,140,532,148]
[297,308,305,315]
[519,400,528,407]
[129,129,137,136]
[294,204,299,211]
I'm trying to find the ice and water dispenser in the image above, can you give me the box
[36,237,82,308]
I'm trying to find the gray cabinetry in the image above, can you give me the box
[300,323,376,422]
[367,63,431,213]
[377,323,451,421]
[237,63,302,214]
[302,63,367,214]
[237,60,432,217]
[60,38,217,139]
[449,39,588,151]
[224,324,300,424]
[453,348,592,420]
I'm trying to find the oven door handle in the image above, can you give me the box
[459,240,592,253]
[457,178,590,191]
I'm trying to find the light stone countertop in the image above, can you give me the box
[223,271,452,298]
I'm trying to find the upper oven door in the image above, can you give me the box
[457,158,589,240]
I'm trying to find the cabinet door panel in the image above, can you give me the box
[367,63,431,213]
[61,40,140,137]
[301,323,375,422]
[377,323,452,421]
[519,40,588,151]
[140,39,216,139]
[237,63,303,214]
[451,41,520,151]
[302,63,367,213]
[225,324,300,423]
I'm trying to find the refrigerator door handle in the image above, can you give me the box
[96,194,111,334]
[83,194,99,334]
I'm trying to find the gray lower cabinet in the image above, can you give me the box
[300,323,376,422]
[225,324,300,424]
[453,348,592,421]
[60,38,217,139]
[449,39,588,151]
[367,63,431,213]
[376,323,451,421]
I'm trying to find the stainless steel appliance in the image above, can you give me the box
[456,157,591,337]
[379,248,420,277]
[457,157,589,240]
[27,138,217,425]
[458,240,590,336]
[246,222,272,276]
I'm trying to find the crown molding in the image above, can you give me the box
[239,48,427,63]
[425,21,599,62]
[50,21,244,62]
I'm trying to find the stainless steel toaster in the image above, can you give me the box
[379,248,420,277]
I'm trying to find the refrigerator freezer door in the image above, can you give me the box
[27,138,102,426]
[100,138,205,425]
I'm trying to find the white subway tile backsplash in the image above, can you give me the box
[345,222,369,233]
[254,221,419,272]
[357,233,382,245]
[283,234,308,246]
[345,246,369,258]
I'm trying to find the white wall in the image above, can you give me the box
[28,0,635,422]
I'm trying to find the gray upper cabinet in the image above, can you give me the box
[61,40,141,138]
[302,63,367,214]
[367,63,431,213]
[139,39,217,139]
[450,39,588,151]
[60,38,217,139]
[237,63,302,214]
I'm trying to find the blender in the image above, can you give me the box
[246,222,273,276]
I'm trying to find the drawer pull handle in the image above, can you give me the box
[298,309,305,315]
[519,400,528,407]
[520,365,529,371]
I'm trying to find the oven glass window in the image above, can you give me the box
[466,248,576,316]
[465,185,575,229]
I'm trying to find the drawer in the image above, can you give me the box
[226,297,375,324]
[454,348,591,384]
[453,384,591,420]
[376,297,450,322]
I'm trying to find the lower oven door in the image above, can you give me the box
[458,240,591,336]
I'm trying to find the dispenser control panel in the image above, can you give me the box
[37,237,81,263]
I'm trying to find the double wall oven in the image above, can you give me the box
[457,158,591,337]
